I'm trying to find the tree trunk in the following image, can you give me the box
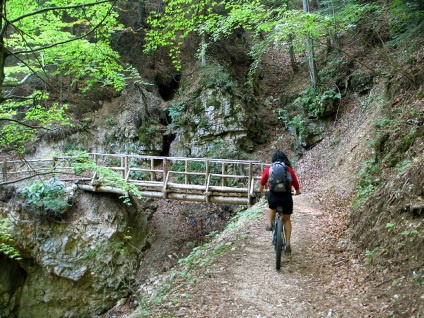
[288,33,298,73]
[330,0,341,51]
[0,0,7,100]
[314,0,321,9]
[284,0,298,73]
[138,0,146,26]
[302,0,319,88]
[200,32,206,67]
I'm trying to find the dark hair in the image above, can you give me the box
[271,150,292,167]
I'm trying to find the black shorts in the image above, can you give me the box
[266,191,293,214]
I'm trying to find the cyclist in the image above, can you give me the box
[259,150,301,253]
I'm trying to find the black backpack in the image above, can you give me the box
[268,161,292,192]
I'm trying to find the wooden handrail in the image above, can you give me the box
[1,154,266,205]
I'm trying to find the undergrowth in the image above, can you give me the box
[349,76,424,307]
[132,203,264,317]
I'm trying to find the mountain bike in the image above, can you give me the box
[273,205,286,271]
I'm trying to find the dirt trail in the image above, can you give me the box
[211,195,327,318]
[121,96,387,318]
[133,191,372,318]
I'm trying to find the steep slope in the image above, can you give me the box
[120,75,422,317]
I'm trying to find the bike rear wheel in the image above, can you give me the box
[275,217,283,270]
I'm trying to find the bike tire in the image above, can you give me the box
[275,217,283,270]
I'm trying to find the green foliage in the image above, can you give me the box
[143,0,416,89]
[277,107,289,124]
[364,246,380,265]
[145,0,223,70]
[105,118,118,126]
[68,151,142,205]
[199,64,234,90]
[353,158,381,208]
[318,57,351,83]
[83,240,125,261]
[236,206,262,222]
[330,137,340,146]
[387,0,424,37]
[374,117,394,129]
[386,222,396,230]
[412,272,424,286]
[22,177,72,218]
[4,0,126,92]
[289,114,307,139]
[401,229,418,237]
[0,218,22,260]
[293,86,341,117]
[138,122,161,144]
[1,0,144,153]
[206,1,273,40]
[201,241,232,265]
[166,103,187,126]
[82,249,97,260]
[0,92,70,153]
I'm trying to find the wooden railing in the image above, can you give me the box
[1,153,268,205]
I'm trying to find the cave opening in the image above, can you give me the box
[157,73,181,101]
[161,133,176,157]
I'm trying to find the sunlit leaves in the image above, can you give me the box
[0,91,70,153]
[145,0,223,70]
[0,218,22,260]
[1,0,133,152]
[4,0,124,92]
[144,0,382,73]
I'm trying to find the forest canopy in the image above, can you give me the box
[1,0,423,153]
[0,0,129,153]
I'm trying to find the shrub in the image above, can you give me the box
[22,177,72,219]
[0,218,21,260]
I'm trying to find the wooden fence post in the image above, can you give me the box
[205,159,210,203]
[123,156,128,180]
[248,162,253,204]
[185,160,189,185]
[163,158,168,198]
[205,159,209,184]
[2,161,7,182]
[150,158,154,181]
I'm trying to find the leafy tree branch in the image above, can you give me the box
[6,0,118,56]
[3,0,112,27]
[0,0,135,152]
[0,117,48,130]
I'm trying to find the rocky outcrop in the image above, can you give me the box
[169,88,257,157]
[0,189,155,317]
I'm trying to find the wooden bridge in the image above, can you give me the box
[1,153,268,206]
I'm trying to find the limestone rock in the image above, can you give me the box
[0,190,155,317]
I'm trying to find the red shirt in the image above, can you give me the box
[260,165,300,191]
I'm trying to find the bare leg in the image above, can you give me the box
[268,208,276,229]
[282,214,292,246]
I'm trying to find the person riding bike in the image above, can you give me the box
[259,150,301,253]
